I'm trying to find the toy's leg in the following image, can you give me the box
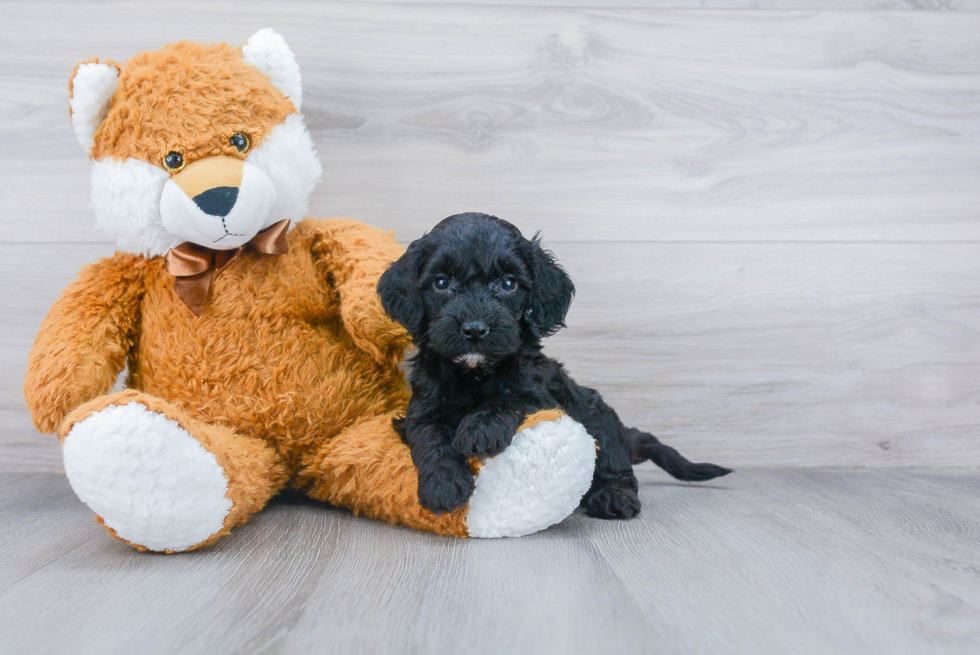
[59,390,286,552]
[465,410,596,537]
[299,409,596,538]
[298,411,469,536]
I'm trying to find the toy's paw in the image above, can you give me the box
[452,410,516,459]
[581,475,641,520]
[62,402,232,552]
[466,411,596,538]
[417,458,475,514]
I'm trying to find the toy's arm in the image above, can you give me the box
[310,219,412,366]
[24,252,146,434]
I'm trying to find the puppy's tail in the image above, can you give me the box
[626,428,732,481]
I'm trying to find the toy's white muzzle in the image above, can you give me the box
[160,156,277,249]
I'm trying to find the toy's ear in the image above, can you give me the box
[69,59,120,153]
[525,235,575,338]
[242,28,303,110]
[377,240,427,338]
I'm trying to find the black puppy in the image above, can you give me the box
[378,213,731,517]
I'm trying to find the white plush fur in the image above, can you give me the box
[62,402,233,552]
[466,416,596,538]
[70,62,118,152]
[159,161,277,249]
[90,113,320,257]
[246,113,321,225]
[242,29,303,110]
[90,158,177,257]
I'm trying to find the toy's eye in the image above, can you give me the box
[500,276,518,292]
[163,151,185,172]
[230,133,250,153]
[433,276,451,291]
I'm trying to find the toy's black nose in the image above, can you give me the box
[193,186,239,217]
[461,320,490,341]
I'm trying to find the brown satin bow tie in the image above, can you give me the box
[164,219,291,315]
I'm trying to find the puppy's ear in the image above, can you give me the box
[378,241,426,337]
[526,235,575,338]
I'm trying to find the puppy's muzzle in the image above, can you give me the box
[461,320,490,342]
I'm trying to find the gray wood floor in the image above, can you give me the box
[2,467,978,655]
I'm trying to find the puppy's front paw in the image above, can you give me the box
[417,459,476,514]
[582,476,641,520]
[453,411,517,459]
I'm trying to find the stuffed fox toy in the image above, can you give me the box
[23,30,596,552]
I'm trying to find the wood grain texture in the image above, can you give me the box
[547,241,980,467]
[22,0,980,9]
[587,467,980,654]
[283,0,980,8]
[6,241,980,470]
[4,4,979,652]
[1,469,978,654]
[3,1,980,470]
[2,3,980,243]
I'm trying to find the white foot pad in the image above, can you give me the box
[467,416,596,538]
[62,402,232,552]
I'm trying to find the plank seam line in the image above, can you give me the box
[6,240,980,247]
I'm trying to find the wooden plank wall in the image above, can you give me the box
[2,1,979,471]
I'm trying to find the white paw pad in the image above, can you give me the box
[466,416,596,538]
[62,402,232,552]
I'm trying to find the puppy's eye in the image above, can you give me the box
[500,276,518,293]
[433,276,451,291]
[230,133,250,153]
[163,151,185,172]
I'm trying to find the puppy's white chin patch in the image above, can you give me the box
[455,353,486,368]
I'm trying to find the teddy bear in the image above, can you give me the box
[22,30,596,552]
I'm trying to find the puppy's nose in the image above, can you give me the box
[461,320,490,341]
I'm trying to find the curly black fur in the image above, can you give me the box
[378,212,732,516]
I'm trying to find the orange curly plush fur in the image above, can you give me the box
[87,41,295,166]
[24,31,596,551]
